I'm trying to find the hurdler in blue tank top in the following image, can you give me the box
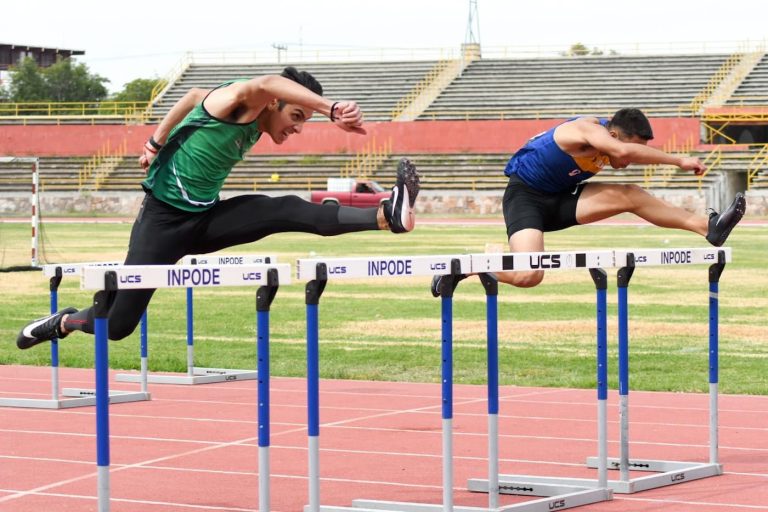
[504,118,610,194]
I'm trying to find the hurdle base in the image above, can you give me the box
[313,501,490,512]
[0,397,69,409]
[0,389,150,409]
[312,487,611,512]
[467,477,612,511]
[584,457,723,493]
[115,367,257,385]
[61,388,151,405]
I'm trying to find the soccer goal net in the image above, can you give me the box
[0,156,43,272]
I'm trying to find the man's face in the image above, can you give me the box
[609,129,648,169]
[265,103,313,144]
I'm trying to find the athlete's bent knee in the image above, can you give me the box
[515,270,544,288]
[498,269,544,288]
[622,183,648,205]
[108,322,138,341]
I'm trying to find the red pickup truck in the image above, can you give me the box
[310,178,391,207]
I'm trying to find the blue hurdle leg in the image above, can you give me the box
[617,255,635,482]
[257,269,279,512]
[479,273,499,509]
[94,271,117,512]
[186,287,194,377]
[436,259,462,511]
[49,267,63,400]
[441,293,454,511]
[140,310,148,394]
[709,251,726,465]
[305,264,327,512]
[590,268,609,489]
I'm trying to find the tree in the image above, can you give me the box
[111,78,165,103]
[44,58,109,102]
[7,57,48,102]
[562,43,617,57]
[568,43,590,57]
[7,56,108,104]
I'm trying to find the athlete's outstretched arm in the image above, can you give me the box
[205,75,365,134]
[578,121,705,173]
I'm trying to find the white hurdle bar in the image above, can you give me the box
[582,247,731,493]
[115,254,276,385]
[82,263,289,512]
[0,261,152,409]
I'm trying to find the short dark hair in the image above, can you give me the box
[607,108,654,141]
[281,66,322,96]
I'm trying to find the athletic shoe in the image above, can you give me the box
[430,273,468,297]
[705,192,746,247]
[17,307,78,350]
[383,158,420,233]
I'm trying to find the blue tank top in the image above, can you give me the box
[504,118,610,193]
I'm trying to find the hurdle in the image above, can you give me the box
[81,262,289,512]
[0,261,151,409]
[115,253,275,385]
[297,253,612,512]
[466,247,729,499]
[580,247,730,493]
[465,251,615,511]
[301,253,506,512]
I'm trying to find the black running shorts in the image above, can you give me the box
[502,173,586,238]
[70,192,378,340]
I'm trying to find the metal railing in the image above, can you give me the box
[418,105,696,120]
[0,101,148,117]
[340,136,393,179]
[698,146,723,191]
[390,59,456,120]
[687,52,745,114]
[747,144,768,190]
[78,139,128,191]
[182,40,767,65]
[642,136,695,187]
[702,122,738,144]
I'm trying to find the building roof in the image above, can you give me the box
[0,43,85,71]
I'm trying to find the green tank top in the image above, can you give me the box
[142,81,262,212]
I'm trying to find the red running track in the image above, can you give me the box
[0,365,766,511]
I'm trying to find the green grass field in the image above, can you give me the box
[1,218,766,394]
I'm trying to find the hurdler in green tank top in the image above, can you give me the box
[142,81,262,212]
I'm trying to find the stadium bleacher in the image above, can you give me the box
[420,54,731,119]
[727,53,768,105]
[0,156,88,192]
[2,48,767,215]
[151,61,441,122]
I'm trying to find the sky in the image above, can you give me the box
[3,0,768,93]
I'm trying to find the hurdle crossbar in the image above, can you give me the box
[83,263,287,512]
[0,261,150,410]
[297,254,472,281]
[115,254,277,385]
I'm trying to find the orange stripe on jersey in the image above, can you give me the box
[573,153,610,174]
